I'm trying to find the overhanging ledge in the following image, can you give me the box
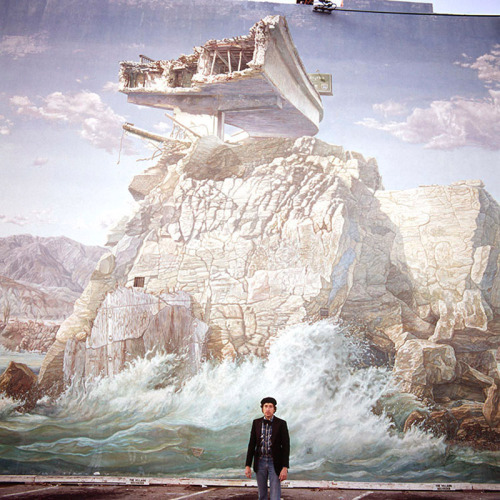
[119,16,324,138]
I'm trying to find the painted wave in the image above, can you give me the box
[0,321,498,482]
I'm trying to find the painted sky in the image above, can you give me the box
[0,0,498,246]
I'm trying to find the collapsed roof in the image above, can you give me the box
[119,16,323,138]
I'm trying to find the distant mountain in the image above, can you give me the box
[0,234,106,352]
[0,235,106,293]
[0,235,106,351]
[0,275,79,322]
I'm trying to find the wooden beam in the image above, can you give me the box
[210,51,216,76]
[214,50,230,69]
[163,113,202,139]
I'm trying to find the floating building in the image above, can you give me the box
[119,16,324,139]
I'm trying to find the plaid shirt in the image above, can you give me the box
[259,418,273,457]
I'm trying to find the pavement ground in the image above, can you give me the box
[1,483,500,500]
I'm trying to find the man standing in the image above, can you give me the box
[245,397,290,500]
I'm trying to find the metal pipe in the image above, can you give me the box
[122,123,169,143]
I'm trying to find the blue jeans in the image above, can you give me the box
[256,456,281,500]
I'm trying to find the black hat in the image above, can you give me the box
[260,397,277,407]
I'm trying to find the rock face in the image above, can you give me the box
[105,137,499,360]
[0,361,38,412]
[63,287,208,384]
[375,182,499,347]
[394,340,457,398]
[404,402,500,451]
[114,136,384,360]
[0,319,58,353]
[39,253,208,390]
[38,252,118,392]
[40,135,500,446]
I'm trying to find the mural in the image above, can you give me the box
[0,0,499,484]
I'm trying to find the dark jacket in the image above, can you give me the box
[245,416,290,476]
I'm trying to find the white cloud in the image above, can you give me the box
[33,157,49,166]
[458,44,500,86]
[358,46,500,151]
[10,91,135,154]
[373,100,408,118]
[102,81,120,93]
[0,33,49,59]
[0,214,30,226]
[0,115,13,135]
[10,95,32,107]
[357,90,500,150]
[153,121,172,134]
[0,209,56,227]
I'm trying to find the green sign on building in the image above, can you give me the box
[308,73,333,96]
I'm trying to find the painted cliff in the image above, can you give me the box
[34,132,500,449]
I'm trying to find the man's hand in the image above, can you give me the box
[279,467,288,481]
[245,466,252,479]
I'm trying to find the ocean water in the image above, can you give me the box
[0,321,498,482]
[0,346,46,375]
